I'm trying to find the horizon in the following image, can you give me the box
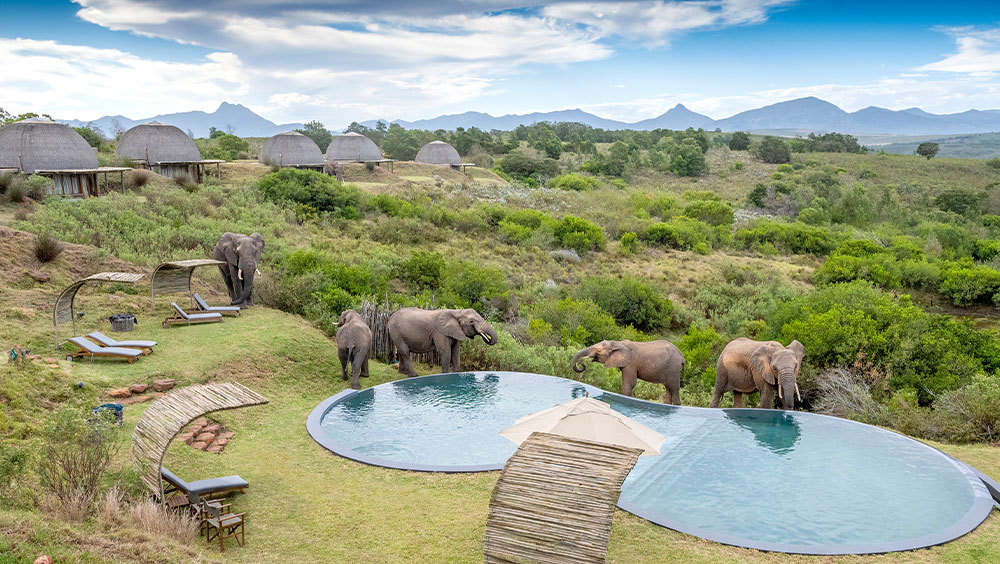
[2,1,999,125]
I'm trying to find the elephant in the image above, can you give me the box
[212,232,264,309]
[572,340,684,405]
[386,308,498,377]
[710,338,805,410]
[336,309,372,390]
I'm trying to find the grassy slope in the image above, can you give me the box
[2,155,999,562]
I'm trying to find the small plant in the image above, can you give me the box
[365,161,376,171]
[987,158,1000,170]
[0,171,16,194]
[33,233,65,263]
[6,182,25,203]
[620,231,639,255]
[128,169,156,189]
[21,174,52,200]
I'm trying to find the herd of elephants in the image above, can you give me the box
[215,232,806,409]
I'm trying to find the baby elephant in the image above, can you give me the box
[572,340,684,405]
[336,310,372,390]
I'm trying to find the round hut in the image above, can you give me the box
[115,122,200,165]
[415,140,461,166]
[0,119,97,173]
[259,132,324,169]
[326,132,382,162]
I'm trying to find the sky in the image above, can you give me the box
[1,0,999,127]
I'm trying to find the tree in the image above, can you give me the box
[666,139,708,177]
[751,136,791,164]
[296,121,334,152]
[533,128,563,159]
[73,125,104,148]
[0,108,53,127]
[728,131,751,151]
[916,142,940,160]
[382,123,421,161]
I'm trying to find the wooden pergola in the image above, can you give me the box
[484,432,642,564]
[53,272,145,339]
[131,383,268,500]
[149,259,224,311]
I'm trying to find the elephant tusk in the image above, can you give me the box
[255,268,262,277]
[795,383,802,402]
[238,269,243,281]
[480,331,492,343]
[778,384,784,400]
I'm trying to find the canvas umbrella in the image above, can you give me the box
[499,396,666,456]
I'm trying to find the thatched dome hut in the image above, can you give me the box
[415,140,461,165]
[326,132,382,162]
[115,122,200,164]
[0,119,98,173]
[259,132,324,167]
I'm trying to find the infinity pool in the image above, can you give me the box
[307,372,997,554]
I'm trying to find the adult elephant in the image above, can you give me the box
[212,232,264,309]
[572,340,684,405]
[387,308,498,377]
[336,309,372,390]
[710,338,805,410]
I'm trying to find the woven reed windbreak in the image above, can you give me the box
[484,432,642,564]
[54,272,145,337]
[131,382,268,499]
[149,259,224,310]
[360,300,440,366]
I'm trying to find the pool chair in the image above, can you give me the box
[65,336,143,364]
[161,467,249,508]
[193,293,241,317]
[87,331,157,355]
[163,302,224,328]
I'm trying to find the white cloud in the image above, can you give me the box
[543,0,794,45]
[918,27,1000,76]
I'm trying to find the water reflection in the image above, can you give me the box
[391,372,502,409]
[723,410,801,455]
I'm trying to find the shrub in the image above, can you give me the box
[666,139,708,177]
[814,255,901,289]
[935,188,984,216]
[372,194,416,218]
[682,200,733,226]
[0,171,17,194]
[797,207,829,225]
[640,217,716,252]
[441,262,508,311]
[530,298,623,346]
[751,136,791,164]
[619,231,639,255]
[938,264,1000,305]
[549,173,599,191]
[38,408,122,519]
[609,179,628,190]
[934,372,1000,442]
[916,142,939,159]
[402,251,445,289]
[577,276,673,332]
[973,240,1000,262]
[259,168,363,218]
[734,220,838,255]
[987,158,1000,170]
[813,367,892,426]
[747,183,768,207]
[128,169,156,189]
[33,233,65,263]
[499,220,533,244]
[728,131,751,151]
[675,324,725,386]
[496,152,560,183]
[21,174,52,200]
[553,215,604,253]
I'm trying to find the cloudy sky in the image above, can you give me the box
[1,0,999,127]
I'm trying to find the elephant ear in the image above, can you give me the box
[751,345,778,386]
[250,233,265,252]
[439,314,467,341]
[605,343,635,369]
[222,238,238,265]
[787,340,806,365]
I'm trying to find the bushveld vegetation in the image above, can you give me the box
[2,119,999,562]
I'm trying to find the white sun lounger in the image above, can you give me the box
[87,331,157,355]
[163,302,224,328]
[66,336,142,364]
[193,293,241,316]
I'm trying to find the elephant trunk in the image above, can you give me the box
[478,323,498,346]
[572,348,593,373]
[778,369,796,410]
[236,266,255,305]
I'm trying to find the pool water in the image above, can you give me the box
[308,372,996,554]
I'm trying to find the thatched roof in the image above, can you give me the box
[326,132,382,162]
[259,132,324,166]
[415,140,461,165]
[0,119,98,173]
[115,122,200,164]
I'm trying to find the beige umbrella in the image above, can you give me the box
[499,396,666,456]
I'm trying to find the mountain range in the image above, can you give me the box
[59,102,303,138]
[59,97,1000,138]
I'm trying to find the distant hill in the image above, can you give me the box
[359,96,1000,135]
[868,132,1000,159]
[59,102,303,138]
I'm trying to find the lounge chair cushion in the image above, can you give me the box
[161,467,248,495]
[88,331,157,348]
[194,293,241,313]
[171,302,222,320]
[69,337,142,357]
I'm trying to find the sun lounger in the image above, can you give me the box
[66,336,142,364]
[163,302,224,328]
[193,293,241,317]
[88,331,157,354]
[161,467,249,502]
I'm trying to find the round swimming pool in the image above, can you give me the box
[307,372,997,554]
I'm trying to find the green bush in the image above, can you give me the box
[734,220,838,255]
[549,173,600,191]
[676,324,724,385]
[682,200,733,226]
[619,231,639,255]
[496,152,561,183]
[640,217,717,252]
[372,194,416,218]
[666,139,708,177]
[797,207,830,225]
[747,184,768,207]
[973,240,1000,262]
[441,262,508,311]
[529,298,623,347]
[934,373,1000,442]
[938,263,1000,305]
[751,136,791,164]
[814,255,901,289]
[258,168,363,218]
[553,215,604,253]
[728,131,751,151]
[576,276,673,332]
[401,251,445,289]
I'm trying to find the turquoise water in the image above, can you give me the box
[316,372,990,552]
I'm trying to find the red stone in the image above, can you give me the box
[196,432,216,443]
[190,441,208,450]
[214,438,229,447]
[43,357,58,364]
[192,418,209,427]
[202,423,222,434]
[109,388,131,399]
[152,379,175,392]
[218,431,235,440]
[130,383,149,394]
[34,556,53,564]
[205,445,225,454]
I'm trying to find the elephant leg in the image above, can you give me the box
[350,352,362,390]
[667,385,680,406]
[396,342,417,377]
[338,348,349,381]
[437,343,452,374]
[621,366,638,397]
[732,391,745,408]
[219,266,236,302]
[760,386,775,409]
[710,365,728,408]
[361,356,370,378]
[451,340,461,373]
[228,264,243,305]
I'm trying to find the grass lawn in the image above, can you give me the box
[4,305,997,563]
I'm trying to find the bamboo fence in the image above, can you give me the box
[484,432,642,564]
[360,299,440,366]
